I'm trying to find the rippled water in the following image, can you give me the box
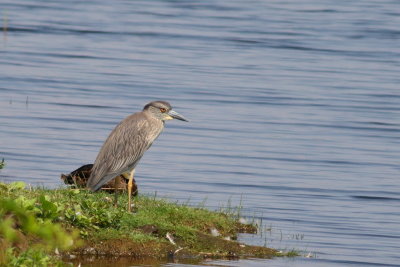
[1,0,400,266]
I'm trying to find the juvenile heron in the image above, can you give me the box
[87,101,188,211]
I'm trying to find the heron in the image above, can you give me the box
[87,101,188,211]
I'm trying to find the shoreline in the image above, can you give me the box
[0,182,294,266]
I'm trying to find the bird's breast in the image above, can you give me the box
[145,120,164,144]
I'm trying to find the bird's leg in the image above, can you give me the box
[113,175,122,207]
[127,169,135,212]
[114,188,118,207]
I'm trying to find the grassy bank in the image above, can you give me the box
[0,181,289,266]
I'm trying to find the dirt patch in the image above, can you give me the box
[189,232,276,259]
[235,222,258,234]
[64,229,276,264]
[69,238,173,258]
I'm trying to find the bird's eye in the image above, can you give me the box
[160,108,167,113]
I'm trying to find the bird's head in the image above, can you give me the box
[143,101,188,122]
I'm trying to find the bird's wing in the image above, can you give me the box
[87,113,161,191]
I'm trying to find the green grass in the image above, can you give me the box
[285,250,300,257]
[32,187,239,245]
[0,181,286,266]
[3,248,67,267]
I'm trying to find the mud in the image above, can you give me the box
[63,226,277,266]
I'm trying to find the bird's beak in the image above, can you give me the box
[168,110,188,122]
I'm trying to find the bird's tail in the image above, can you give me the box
[86,164,115,192]
[86,174,101,192]
[87,178,102,192]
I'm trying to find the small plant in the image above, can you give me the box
[0,182,80,266]
[0,159,5,169]
[4,248,67,267]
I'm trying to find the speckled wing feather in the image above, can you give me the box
[87,112,163,191]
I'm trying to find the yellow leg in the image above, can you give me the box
[114,175,121,207]
[127,169,135,212]
[114,188,118,207]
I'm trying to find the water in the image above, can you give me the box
[1,0,400,266]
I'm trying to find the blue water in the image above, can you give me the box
[1,0,400,266]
